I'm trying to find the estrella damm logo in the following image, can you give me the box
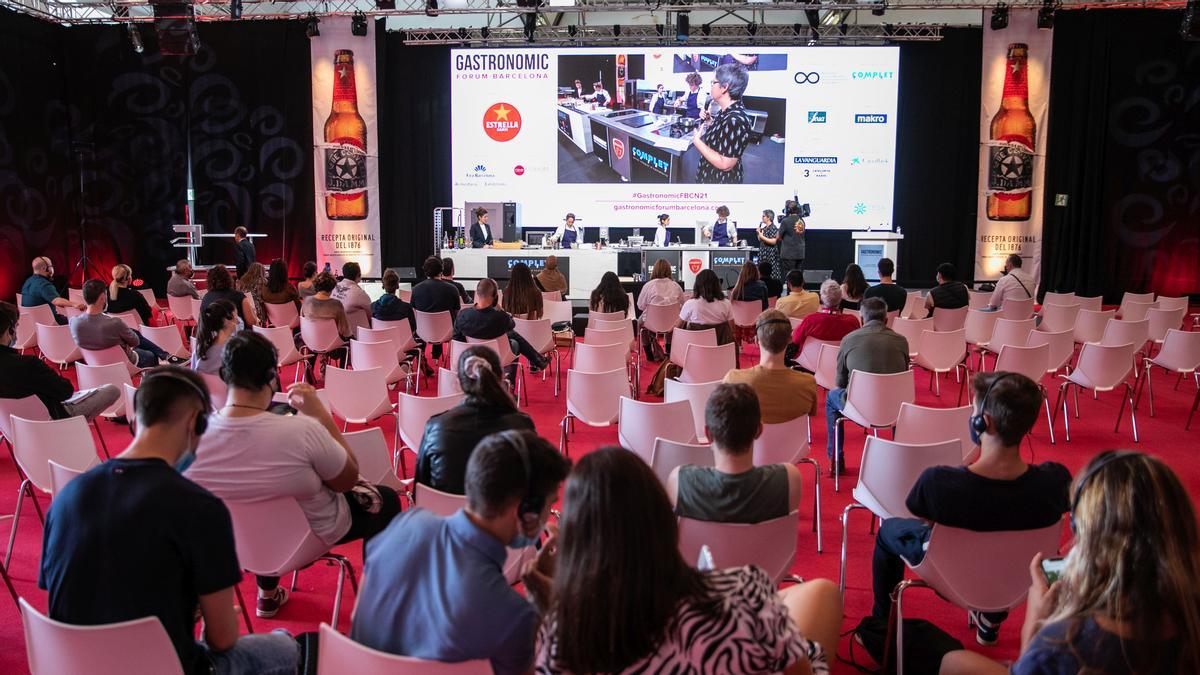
[483,103,522,142]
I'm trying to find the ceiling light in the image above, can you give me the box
[305,13,320,38]
[229,0,241,20]
[424,0,438,18]
[1037,0,1057,29]
[127,23,144,52]
[351,10,367,36]
[990,2,1009,30]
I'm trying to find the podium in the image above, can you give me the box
[851,231,904,282]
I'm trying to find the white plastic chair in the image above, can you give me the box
[890,318,932,358]
[357,326,405,361]
[20,597,185,675]
[395,391,465,477]
[1147,307,1187,348]
[110,311,142,331]
[677,511,801,584]
[1074,295,1102,312]
[894,403,975,461]
[264,301,301,330]
[912,329,968,403]
[1053,342,1139,443]
[81,345,147,379]
[832,369,916,492]
[617,397,695,464]
[1135,329,1200,420]
[324,366,399,453]
[47,460,84,497]
[753,416,822,552]
[586,310,625,327]
[649,437,713,487]
[467,335,529,405]
[253,325,313,384]
[963,310,1000,359]
[166,294,195,331]
[140,325,190,359]
[1099,318,1150,355]
[514,317,562,397]
[1026,329,1075,375]
[900,292,925,320]
[75,362,133,422]
[1117,292,1155,319]
[316,623,491,675]
[931,306,968,332]
[300,317,347,371]
[413,309,455,391]
[560,368,630,456]
[36,323,82,369]
[1073,309,1116,346]
[344,427,402,491]
[669,327,717,369]
[351,339,411,391]
[573,341,630,375]
[976,318,1036,371]
[663,378,721,443]
[1153,296,1188,312]
[20,304,56,327]
[437,368,462,395]
[1041,291,1076,306]
[1038,303,1080,334]
[12,314,37,353]
[680,343,737,384]
[966,290,991,311]
[369,319,419,353]
[796,338,837,373]
[813,343,840,393]
[541,290,562,303]
[995,343,1056,443]
[638,302,683,365]
[0,396,49,452]
[1000,297,1035,320]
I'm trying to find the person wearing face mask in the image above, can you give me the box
[39,366,301,675]
[986,253,1035,311]
[351,429,571,675]
[865,371,1070,647]
[185,331,401,620]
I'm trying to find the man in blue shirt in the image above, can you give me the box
[20,256,84,325]
[351,430,571,674]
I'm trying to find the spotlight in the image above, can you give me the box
[1037,0,1056,29]
[424,0,438,17]
[375,0,395,9]
[351,10,368,36]
[127,23,144,53]
[613,24,621,38]
[481,25,490,38]
[990,2,1008,30]
[567,24,576,38]
[229,0,241,20]
[457,26,469,40]
[523,13,537,41]
[1183,0,1200,40]
[747,22,758,37]
[701,22,711,36]
[676,12,689,41]
[656,23,664,37]
[793,22,802,36]
[872,1,886,16]
[305,12,320,37]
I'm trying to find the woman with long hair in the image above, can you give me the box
[236,261,267,327]
[840,263,868,312]
[201,264,258,327]
[502,262,544,320]
[731,260,768,310]
[190,299,237,376]
[297,261,319,299]
[261,258,300,310]
[941,451,1200,675]
[536,256,568,296]
[678,268,734,344]
[637,259,684,310]
[589,271,629,314]
[531,447,841,674]
[105,264,154,324]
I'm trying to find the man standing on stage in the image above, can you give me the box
[777,201,806,279]
[232,227,256,278]
[692,63,752,185]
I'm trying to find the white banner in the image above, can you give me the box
[975,11,1052,282]
[312,19,382,275]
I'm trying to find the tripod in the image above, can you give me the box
[70,144,105,285]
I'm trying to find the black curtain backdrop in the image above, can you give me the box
[1042,9,1200,301]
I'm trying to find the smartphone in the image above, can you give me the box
[1040,556,1067,585]
[697,544,715,572]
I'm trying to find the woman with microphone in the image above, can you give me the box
[552,213,581,249]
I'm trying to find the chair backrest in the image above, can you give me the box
[466,336,516,368]
[986,318,1036,354]
[166,294,194,323]
[264,301,301,330]
[541,290,562,303]
[138,288,157,308]
[67,288,84,305]
[357,326,404,358]
[252,325,305,367]
[110,311,142,331]
[894,403,974,459]
[542,299,573,326]
[752,416,812,465]
[224,497,329,577]
[681,342,737,384]
[324,366,390,423]
[75,362,133,418]
[316,623,491,674]
[1147,308,1187,344]
[914,329,966,372]
[1074,295,1102,312]
[1000,297,1035,320]
[573,341,629,373]
[513,317,554,355]
[397,391,465,451]
[593,319,635,347]
[565,368,630,426]
[12,311,37,350]
[730,300,763,328]
[448,339,475,369]
[641,302,683,334]
[663,378,721,443]
[617,397,696,464]
[198,372,229,409]
[1041,291,1076,306]
[1153,296,1188,312]
[854,436,963,520]
[1073,309,1116,344]
[1038,303,1080,334]
[963,309,1000,346]
[1026,329,1074,374]
[669,327,718,368]
[843,369,916,428]
[122,383,138,431]
[344,427,402,491]
[890,318,932,356]
[1117,291,1155,318]
[412,482,467,516]
[413,309,454,344]
[47,460,85,496]
[300,317,345,354]
[650,438,714,486]
[1118,301,1156,323]
[11,415,101,493]
[1074,342,1137,391]
[931,306,968,332]
[914,521,1063,613]
[19,303,56,327]
[0,395,50,444]
[140,325,188,359]
[21,598,185,675]
[350,340,406,385]
[966,290,991,311]
[36,323,82,366]
[900,292,925,320]
[80,346,137,378]
[813,343,840,391]
[584,327,629,348]
[1153,329,1200,373]
[1099,318,1149,350]
[586,310,626,327]
[370,318,418,352]
[994,343,1050,384]
[677,511,800,583]
[796,338,837,372]
[437,367,463,395]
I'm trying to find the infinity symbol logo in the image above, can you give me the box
[794,71,820,84]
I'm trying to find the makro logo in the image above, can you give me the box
[854,114,888,124]
[794,156,838,164]
[483,103,522,142]
[631,146,669,176]
[794,71,820,85]
[807,111,827,123]
[851,70,895,80]
[611,137,626,160]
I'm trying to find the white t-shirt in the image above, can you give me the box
[653,225,670,247]
[680,297,733,325]
[186,412,352,545]
[638,278,684,310]
[989,268,1036,308]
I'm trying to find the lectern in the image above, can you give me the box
[851,231,904,282]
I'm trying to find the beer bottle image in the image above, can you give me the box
[986,43,1035,221]
[324,49,368,220]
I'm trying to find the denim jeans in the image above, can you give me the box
[202,630,299,675]
[825,387,847,460]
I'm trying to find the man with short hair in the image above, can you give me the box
[723,309,817,425]
[868,372,1070,646]
[351,430,571,674]
[411,256,464,368]
[667,382,803,524]
[862,257,907,313]
[825,297,909,472]
[924,262,969,317]
[775,269,819,320]
[40,366,301,675]
[987,254,1035,310]
[0,301,119,421]
[331,261,372,331]
[791,279,860,348]
[453,279,549,374]
[70,279,161,368]
[232,226,256,278]
[20,256,83,325]
[167,260,200,299]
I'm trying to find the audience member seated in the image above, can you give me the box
[824,297,909,473]
[668,383,802,523]
[39,366,300,675]
[759,260,784,299]
[371,268,416,331]
[637,260,684,311]
[71,279,172,368]
[301,271,353,341]
[106,264,155,325]
[441,258,471,305]
[20,256,82,325]
[529,446,843,674]
[296,261,319,300]
[590,271,630,315]
[775,269,820,321]
[260,258,300,310]
[412,256,463,367]
[453,279,549,374]
[839,263,868,312]
[235,262,267,328]
[167,259,200,299]
[331,261,372,331]
[924,262,969,317]
[869,371,1070,646]
[730,261,769,310]
[940,451,1200,675]
[535,255,567,296]
[678,269,734,345]
[352,430,571,674]
[792,280,860,351]
[415,346,535,494]
[987,253,1035,311]
[501,262,544,320]
[0,301,119,421]
[185,331,401,618]
[190,300,237,377]
[201,264,258,328]
[724,308,817,425]
[862,257,907,313]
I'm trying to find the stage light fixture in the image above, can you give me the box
[127,23,144,53]
[701,22,711,36]
[425,0,438,17]
[676,12,689,41]
[1037,0,1056,29]
[613,24,621,38]
[872,1,886,17]
[1183,0,1200,40]
[376,0,395,9]
[351,10,368,35]
[656,23,665,37]
[229,0,242,20]
[792,22,803,36]
[747,22,758,37]
[305,13,320,37]
[481,25,490,38]
[457,26,469,40]
[990,2,1008,30]
[567,24,576,38]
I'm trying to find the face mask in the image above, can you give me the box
[508,513,540,549]
[175,450,196,473]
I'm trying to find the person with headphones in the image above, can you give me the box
[184,331,401,620]
[865,371,1071,646]
[40,366,301,675]
[20,255,84,325]
[351,429,571,675]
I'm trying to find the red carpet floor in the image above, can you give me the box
[2,327,1199,674]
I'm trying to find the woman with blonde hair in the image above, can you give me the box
[941,450,1200,675]
[106,263,155,324]
[236,261,267,327]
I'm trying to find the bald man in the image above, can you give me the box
[167,260,200,299]
[20,257,84,325]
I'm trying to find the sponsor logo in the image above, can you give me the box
[854,113,888,124]
[851,70,895,80]
[807,111,827,123]
[325,146,366,191]
[474,164,487,172]
[455,53,550,71]
[467,163,495,178]
[483,103,522,142]
[793,71,821,84]
[514,165,525,176]
[712,255,744,266]
[631,146,669,177]
[987,138,1033,193]
[853,202,867,215]
[849,156,889,166]
[688,258,703,274]
[793,156,838,164]
[611,137,625,160]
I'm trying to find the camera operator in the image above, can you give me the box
[777,198,807,280]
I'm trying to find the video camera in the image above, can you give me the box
[778,193,811,222]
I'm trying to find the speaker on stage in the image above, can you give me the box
[502,202,519,242]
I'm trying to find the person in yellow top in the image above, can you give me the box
[722,309,817,425]
[774,269,819,321]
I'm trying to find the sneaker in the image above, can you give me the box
[530,358,549,374]
[256,587,289,618]
[969,610,1000,646]
[166,356,187,365]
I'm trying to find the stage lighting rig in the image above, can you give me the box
[376,0,395,9]
[990,2,1009,30]
[305,12,320,37]
[1037,0,1057,29]
[872,1,886,17]
[229,0,242,20]
[425,0,438,18]
[351,10,368,35]
[676,12,689,41]
[127,23,144,52]
[1183,0,1200,40]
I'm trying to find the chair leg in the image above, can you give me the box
[559,414,571,456]
[834,416,847,493]
[393,412,406,479]
[323,554,350,631]
[4,480,31,569]
[892,580,929,675]
[233,583,254,633]
[797,458,821,553]
[957,364,968,406]
[553,350,561,398]
[290,570,299,591]
[1,556,17,605]
[1125,383,1139,443]
[838,503,868,594]
[1041,385,1055,445]
[1187,386,1200,430]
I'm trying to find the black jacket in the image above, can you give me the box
[777,215,806,260]
[0,345,74,419]
[469,222,494,248]
[233,238,256,277]
[414,400,535,494]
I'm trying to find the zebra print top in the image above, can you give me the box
[535,565,828,674]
